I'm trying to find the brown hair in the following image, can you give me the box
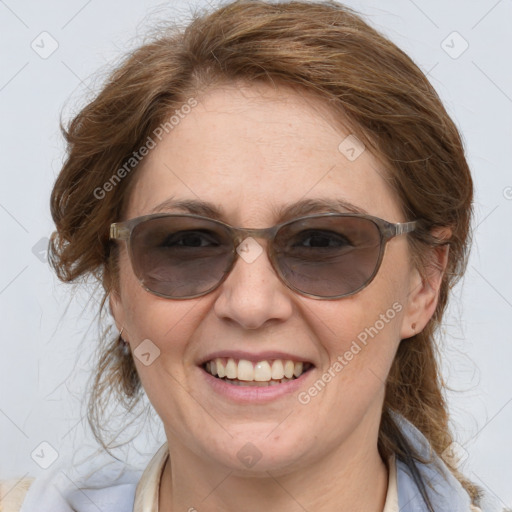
[48,0,479,506]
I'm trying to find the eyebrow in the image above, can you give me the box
[149,197,369,224]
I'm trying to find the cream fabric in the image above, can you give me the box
[133,443,169,512]
[0,479,34,512]
[383,455,399,512]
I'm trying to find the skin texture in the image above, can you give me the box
[110,82,446,511]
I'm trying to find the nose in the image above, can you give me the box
[212,237,294,329]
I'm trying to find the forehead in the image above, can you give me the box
[124,82,403,225]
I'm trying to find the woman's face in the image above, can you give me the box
[111,82,431,475]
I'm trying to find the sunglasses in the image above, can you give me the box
[109,212,417,300]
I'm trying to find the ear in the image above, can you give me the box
[399,228,451,339]
[109,289,127,336]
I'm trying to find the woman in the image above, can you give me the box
[18,0,495,510]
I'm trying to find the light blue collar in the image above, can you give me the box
[391,410,473,511]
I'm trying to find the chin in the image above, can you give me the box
[194,426,314,476]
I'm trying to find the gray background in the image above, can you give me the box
[1,0,511,508]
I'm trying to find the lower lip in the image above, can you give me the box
[199,366,315,403]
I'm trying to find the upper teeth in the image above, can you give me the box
[205,358,310,382]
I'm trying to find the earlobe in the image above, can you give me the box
[400,240,450,340]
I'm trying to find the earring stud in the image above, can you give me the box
[118,327,131,357]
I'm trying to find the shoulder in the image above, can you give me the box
[0,479,34,512]
[390,411,503,512]
[12,460,141,512]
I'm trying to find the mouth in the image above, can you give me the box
[202,357,314,387]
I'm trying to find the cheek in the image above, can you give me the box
[310,280,406,363]
[304,246,410,398]
[309,295,403,388]
[295,300,402,445]
[123,292,202,363]
[121,289,209,431]
[117,254,204,381]
[117,249,197,343]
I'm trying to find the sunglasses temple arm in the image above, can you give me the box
[110,223,131,240]
[394,220,418,236]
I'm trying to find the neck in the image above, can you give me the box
[159,426,389,512]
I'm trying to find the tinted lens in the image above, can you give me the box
[130,216,233,298]
[274,216,382,298]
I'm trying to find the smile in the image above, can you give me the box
[203,358,313,386]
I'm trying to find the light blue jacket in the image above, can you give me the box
[20,412,501,511]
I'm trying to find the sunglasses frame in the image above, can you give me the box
[109,212,418,300]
